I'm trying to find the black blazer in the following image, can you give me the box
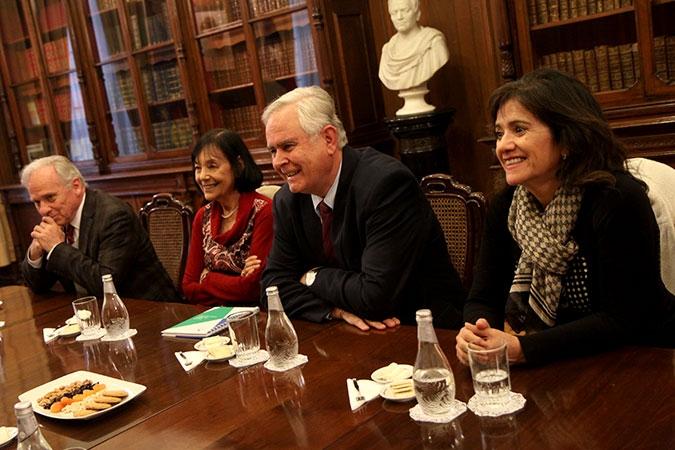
[262,146,465,328]
[21,188,179,301]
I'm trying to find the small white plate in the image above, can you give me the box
[380,380,416,402]
[204,346,235,362]
[371,363,413,384]
[0,427,17,447]
[194,335,230,351]
[18,370,146,420]
[57,323,81,337]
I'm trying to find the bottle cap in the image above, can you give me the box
[266,286,279,296]
[14,401,32,415]
[415,309,432,320]
[102,274,113,282]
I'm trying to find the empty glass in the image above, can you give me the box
[72,296,102,337]
[228,310,260,362]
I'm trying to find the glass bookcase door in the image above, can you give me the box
[101,61,144,156]
[87,0,124,61]
[651,0,675,89]
[138,48,191,151]
[49,73,93,161]
[200,28,251,91]
[1,1,38,85]
[125,0,172,51]
[14,81,50,161]
[253,9,319,104]
[34,0,76,75]
[192,0,242,33]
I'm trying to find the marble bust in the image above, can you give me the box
[379,0,449,116]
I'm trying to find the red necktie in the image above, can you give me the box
[64,225,74,245]
[317,201,335,261]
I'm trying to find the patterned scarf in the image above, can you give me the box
[506,185,582,332]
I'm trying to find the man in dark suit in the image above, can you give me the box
[261,86,465,330]
[20,155,178,301]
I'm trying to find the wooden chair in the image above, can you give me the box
[420,173,487,290]
[139,193,193,295]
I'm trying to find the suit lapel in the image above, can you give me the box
[79,189,97,255]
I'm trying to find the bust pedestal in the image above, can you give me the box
[385,108,455,179]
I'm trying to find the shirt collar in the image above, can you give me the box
[311,160,342,213]
[70,190,86,231]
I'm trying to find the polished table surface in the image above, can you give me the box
[0,285,673,449]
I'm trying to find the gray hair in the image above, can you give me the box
[388,0,420,12]
[262,86,348,148]
[20,155,86,189]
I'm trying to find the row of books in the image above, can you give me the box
[528,0,633,26]
[129,9,172,49]
[142,62,183,103]
[221,105,261,140]
[194,0,242,32]
[152,118,192,150]
[9,48,38,82]
[105,71,136,111]
[539,43,639,93]
[259,28,316,81]
[654,35,675,84]
[251,0,302,17]
[92,0,116,11]
[43,38,74,74]
[204,44,251,89]
[116,126,145,156]
[94,16,124,59]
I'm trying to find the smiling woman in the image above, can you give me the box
[182,129,273,306]
[456,69,675,366]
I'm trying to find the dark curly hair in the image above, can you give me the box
[191,128,262,193]
[489,68,628,186]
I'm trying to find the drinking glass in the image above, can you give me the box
[467,341,511,406]
[228,310,260,361]
[72,296,102,337]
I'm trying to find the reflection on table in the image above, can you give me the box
[0,285,672,449]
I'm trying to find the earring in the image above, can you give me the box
[562,153,568,160]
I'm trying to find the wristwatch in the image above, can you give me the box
[305,268,319,286]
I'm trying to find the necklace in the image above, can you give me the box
[221,207,238,220]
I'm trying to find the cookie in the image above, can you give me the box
[95,395,122,404]
[86,401,111,410]
[74,409,96,417]
[100,390,128,398]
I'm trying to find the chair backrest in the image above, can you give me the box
[139,193,193,294]
[256,184,281,199]
[420,173,487,290]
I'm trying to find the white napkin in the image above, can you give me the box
[42,328,59,344]
[0,321,5,328]
[347,378,384,411]
[409,400,467,423]
[229,350,270,368]
[263,354,309,372]
[175,351,206,371]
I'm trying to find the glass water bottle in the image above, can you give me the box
[15,401,52,450]
[413,309,456,415]
[265,286,298,369]
[101,274,129,339]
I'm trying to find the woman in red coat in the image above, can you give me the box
[182,129,273,305]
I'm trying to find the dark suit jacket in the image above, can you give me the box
[21,188,179,301]
[261,146,465,328]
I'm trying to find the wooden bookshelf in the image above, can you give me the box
[512,0,675,162]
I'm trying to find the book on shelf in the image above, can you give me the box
[527,0,538,25]
[667,36,675,83]
[595,45,611,91]
[618,43,635,88]
[577,0,588,16]
[584,49,599,92]
[571,49,587,86]
[654,36,667,82]
[559,0,569,20]
[548,0,560,22]
[587,0,597,15]
[161,306,259,338]
[607,45,622,90]
[536,0,549,24]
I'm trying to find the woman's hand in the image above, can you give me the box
[241,255,261,277]
[456,318,525,365]
[199,268,209,283]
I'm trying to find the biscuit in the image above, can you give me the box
[86,402,111,410]
[74,409,96,417]
[101,390,128,398]
[95,395,122,404]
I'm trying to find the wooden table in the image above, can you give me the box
[0,285,673,449]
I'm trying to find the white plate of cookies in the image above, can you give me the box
[18,370,146,420]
